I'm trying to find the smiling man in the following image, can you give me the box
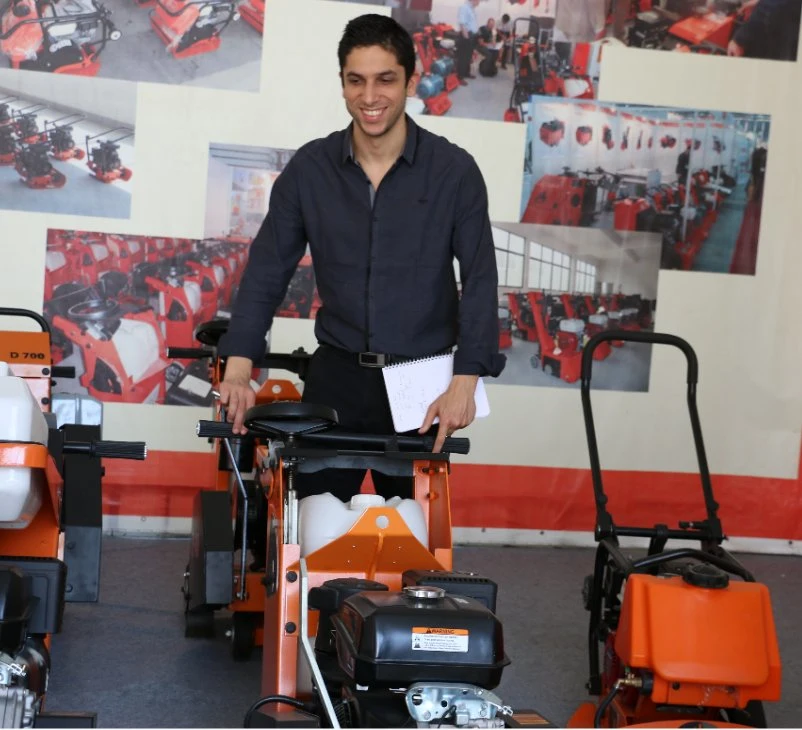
[217,13,505,501]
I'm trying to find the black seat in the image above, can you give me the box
[194,318,229,347]
[243,402,338,439]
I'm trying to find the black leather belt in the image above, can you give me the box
[322,344,452,368]
[359,349,452,368]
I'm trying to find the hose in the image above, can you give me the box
[243,695,311,727]
[593,684,622,728]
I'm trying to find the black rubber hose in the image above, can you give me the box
[243,695,311,728]
[594,684,621,728]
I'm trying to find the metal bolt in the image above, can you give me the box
[286,571,297,582]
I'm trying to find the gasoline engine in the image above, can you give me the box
[284,573,512,729]
[0,578,52,729]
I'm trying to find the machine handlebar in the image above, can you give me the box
[167,346,215,360]
[196,419,471,455]
[582,329,698,386]
[0,307,50,334]
[62,440,147,460]
[51,366,75,379]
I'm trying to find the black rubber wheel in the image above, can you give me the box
[182,561,215,638]
[184,608,216,639]
[231,612,257,661]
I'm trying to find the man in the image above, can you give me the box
[727,0,801,61]
[498,13,513,68]
[217,13,505,502]
[456,0,481,83]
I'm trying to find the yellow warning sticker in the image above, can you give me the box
[411,627,469,652]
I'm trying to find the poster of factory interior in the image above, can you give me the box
[390,0,604,123]
[371,0,801,123]
[519,96,770,275]
[494,222,659,392]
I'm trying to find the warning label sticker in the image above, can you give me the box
[411,626,469,653]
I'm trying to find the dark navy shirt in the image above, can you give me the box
[218,115,506,378]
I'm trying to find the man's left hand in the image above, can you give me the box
[419,375,479,453]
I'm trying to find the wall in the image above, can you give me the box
[0,68,136,127]
[0,0,800,552]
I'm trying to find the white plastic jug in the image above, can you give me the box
[0,364,49,528]
[298,492,429,557]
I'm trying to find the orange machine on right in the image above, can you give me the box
[568,329,781,728]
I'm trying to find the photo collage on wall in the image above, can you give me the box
[1,0,793,406]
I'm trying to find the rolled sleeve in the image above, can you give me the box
[450,157,506,378]
[217,158,308,361]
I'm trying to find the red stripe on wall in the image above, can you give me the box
[101,448,802,541]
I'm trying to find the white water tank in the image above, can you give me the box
[298,492,429,558]
[0,363,49,528]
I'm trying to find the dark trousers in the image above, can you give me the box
[456,34,476,78]
[295,344,416,502]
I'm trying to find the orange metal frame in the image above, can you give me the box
[208,357,304,636]
[259,448,454,705]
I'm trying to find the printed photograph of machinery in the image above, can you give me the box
[493,222,659,391]
[205,142,321,319]
[606,0,801,62]
[0,73,134,218]
[39,227,312,409]
[520,96,770,276]
[389,0,605,123]
[0,0,264,91]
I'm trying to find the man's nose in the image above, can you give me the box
[364,81,379,103]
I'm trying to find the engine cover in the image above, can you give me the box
[332,586,509,689]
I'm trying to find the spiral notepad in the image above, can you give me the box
[381,353,490,433]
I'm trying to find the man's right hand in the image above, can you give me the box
[219,356,256,435]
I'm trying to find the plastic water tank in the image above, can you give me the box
[298,492,429,558]
[0,363,49,528]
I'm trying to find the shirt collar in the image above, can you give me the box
[342,113,418,166]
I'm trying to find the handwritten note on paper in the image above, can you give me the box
[381,353,490,433]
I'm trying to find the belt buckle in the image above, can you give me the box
[358,352,386,368]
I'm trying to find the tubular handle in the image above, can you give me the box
[0,307,50,334]
[582,329,699,385]
[167,346,214,360]
[196,420,470,455]
[63,440,147,460]
[51,366,75,379]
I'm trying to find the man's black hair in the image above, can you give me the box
[338,13,416,82]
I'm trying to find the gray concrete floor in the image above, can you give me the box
[43,536,802,727]
[496,336,652,392]
[71,0,262,91]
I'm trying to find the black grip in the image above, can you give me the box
[62,440,147,460]
[50,366,75,379]
[167,347,214,360]
[196,420,237,439]
[581,330,699,385]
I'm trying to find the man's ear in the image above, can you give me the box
[406,71,420,97]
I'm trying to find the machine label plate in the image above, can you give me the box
[411,626,469,652]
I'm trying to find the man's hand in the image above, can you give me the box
[727,39,745,56]
[418,374,479,453]
[219,356,256,435]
